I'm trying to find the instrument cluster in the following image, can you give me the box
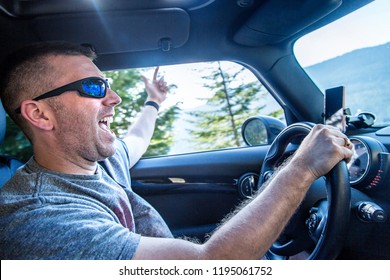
[347,136,390,191]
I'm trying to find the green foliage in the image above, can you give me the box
[0,117,32,162]
[105,69,145,137]
[187,62,280,150]
[148,105,180,156]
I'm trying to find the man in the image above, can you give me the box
[0,41,353,259]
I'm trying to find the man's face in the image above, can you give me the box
[48,55,122,163]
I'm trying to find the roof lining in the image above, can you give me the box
[233,0,342,47]
[33,8,190,54]
[0,0,216,18]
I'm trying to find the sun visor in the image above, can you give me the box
[33,8,190,54]
[234,0,341,46]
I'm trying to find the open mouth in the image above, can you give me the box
[98,116,114,134]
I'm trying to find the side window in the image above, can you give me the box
[106,61,285,157]
[0,61,284,161]
[0,115,32,162]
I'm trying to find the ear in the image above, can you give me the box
[20,100,54,131]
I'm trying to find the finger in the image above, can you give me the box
[141,74,148,85]
[323,125,351,146]
[153,66,160,81]
[335,136,354,163]
[159,81,167,90]
[343,137,352,148]
[343,145,354,163]
[333,134,352,149]
[323,124,345,136]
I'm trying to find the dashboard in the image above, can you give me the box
[348,135,390,191]
[340,127,390,258]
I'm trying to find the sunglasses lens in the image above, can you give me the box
[82,79,106,97]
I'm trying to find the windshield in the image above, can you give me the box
[294,0,390,126]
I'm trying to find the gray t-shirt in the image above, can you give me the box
[0,139,172,259]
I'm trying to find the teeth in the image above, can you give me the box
[98,116,115,136]
[99,116,113,123]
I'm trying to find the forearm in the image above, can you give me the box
[202,160,316,259]
[123,105,158,166]
[133,160,316,260]
[123,67,167,167]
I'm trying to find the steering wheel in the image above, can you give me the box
[259,122,351,260]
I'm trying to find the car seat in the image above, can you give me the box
[0,100,24,188]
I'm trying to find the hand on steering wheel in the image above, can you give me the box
[259,122,352,260]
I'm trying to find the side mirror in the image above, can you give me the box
[242,116,286,146]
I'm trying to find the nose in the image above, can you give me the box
[104,88,122,107]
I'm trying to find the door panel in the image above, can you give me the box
[131,146,268,241]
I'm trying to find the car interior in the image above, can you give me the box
[0,101,23,188]
[0,0,389,260]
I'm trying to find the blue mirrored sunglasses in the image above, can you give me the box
[15,76,109,113]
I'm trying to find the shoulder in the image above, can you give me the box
[0,158,38,195]
[115,138,131,165]
[98,138,132,187]
[110,138,131,167]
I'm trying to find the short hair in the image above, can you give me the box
[0,41,97,139]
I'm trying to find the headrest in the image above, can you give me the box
[0,100,6,145]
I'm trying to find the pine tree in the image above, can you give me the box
[187,62,280,150]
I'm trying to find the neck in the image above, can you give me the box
[33,145,97,175]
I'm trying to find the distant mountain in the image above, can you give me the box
[304,42,390,123]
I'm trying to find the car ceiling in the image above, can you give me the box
[0,0,373,123]
[0,0,372,67]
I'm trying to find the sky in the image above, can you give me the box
[294,0,390,66]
